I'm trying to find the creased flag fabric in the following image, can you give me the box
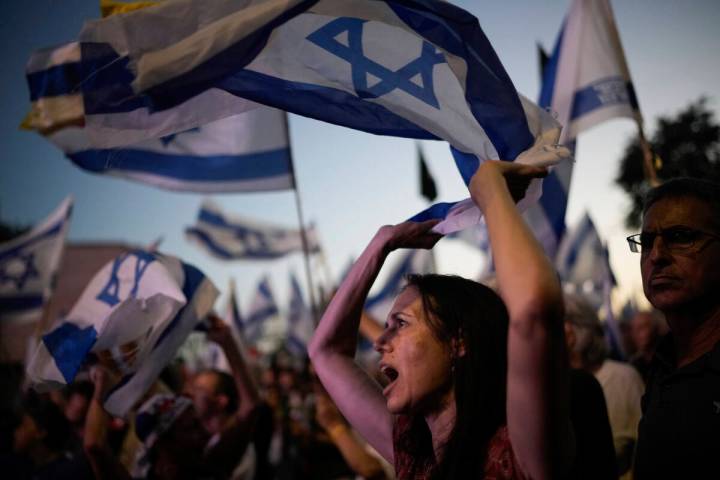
[286,272,314,357]
[528,0,641,258]
[242,276,280,348]
[24,42,293,193]
[81,0,547,156]
[556,213,624,359]
[0,197,72,325]
[186,200,320,260]
[365,248,434,324]
[76,0,569,234]
[26,250,218,417]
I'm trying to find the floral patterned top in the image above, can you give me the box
[393,416,526,480]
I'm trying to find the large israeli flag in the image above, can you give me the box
[286,271,314,357]
[186,200,321,260]
[0,197,72,325]
[26,250,218,417]
[24,42,293,193]
[76,0,569,232]
[528,0,642,257]
[556,213,624,359]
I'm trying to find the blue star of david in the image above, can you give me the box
[159,126,201,147]
[0,252,40,290]
[307,17,445,109]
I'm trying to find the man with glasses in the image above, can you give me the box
[626,177,720,478]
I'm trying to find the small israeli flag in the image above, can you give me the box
[0,197,72,324]
[186,200,321,260]
[286,271,314,357]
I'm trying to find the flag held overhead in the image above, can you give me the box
[26,250,218,417]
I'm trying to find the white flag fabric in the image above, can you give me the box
[528,0,641,258]
[76,0,569,233]
[365,248,434,324]
[286,271,314,357]
[0,197,72,325]
[25,42,293,193]
[186,200,321,260]
[26,250,218,417]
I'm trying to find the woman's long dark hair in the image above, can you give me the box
[394,274,509,479]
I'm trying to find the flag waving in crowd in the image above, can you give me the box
[527,0,643,258]
[186,200,321,260]
[26,250,218,416]
[24,41,294,193]
[185,200,320,260]
[0,197,72,325]
[74,0,570,233]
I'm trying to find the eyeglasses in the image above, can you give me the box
[626,226,720,253]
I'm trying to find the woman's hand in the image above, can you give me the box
[375,219,442,253]
[469,160,548,211]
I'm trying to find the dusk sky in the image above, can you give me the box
[2,0,719,315]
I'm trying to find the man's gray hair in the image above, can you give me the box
[564,293,608,369]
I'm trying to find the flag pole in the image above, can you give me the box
[635,119,660,187]
[285,114,319,324]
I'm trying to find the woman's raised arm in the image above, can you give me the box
[470,160,573,480]
[309,220,440,463]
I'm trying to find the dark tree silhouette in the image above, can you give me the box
[615,97,720,227]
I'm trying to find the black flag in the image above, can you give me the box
[418,144,437,202]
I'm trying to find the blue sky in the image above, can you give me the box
[2,0,719,314]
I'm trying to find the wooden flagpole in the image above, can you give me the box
[284,114,319,324]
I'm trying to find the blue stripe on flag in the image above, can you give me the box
[570,77,639,120]
[185,228,233,260]
[538,22,565,108]
[217,70,438,140]
[42,322,98,383]
[450,147,484,185]
[409,201,456,223]
[80,42,146,115]
[27,61,85,100]
[68,147,292,181]
[537,171,569,241]
[0,294,44,313]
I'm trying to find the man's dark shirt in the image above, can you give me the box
[634,335,720,479]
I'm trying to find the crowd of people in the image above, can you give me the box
[2,170,719,479]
